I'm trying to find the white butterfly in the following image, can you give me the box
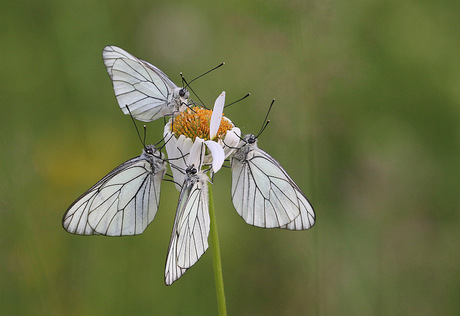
[164,165,210,285]
[102,45,189,122]
[164,140,210,285]
[231,134,315,230]
[62,145,167,236]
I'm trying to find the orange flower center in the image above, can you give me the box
[172,107,233,141]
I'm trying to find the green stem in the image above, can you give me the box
[208,183,227,316]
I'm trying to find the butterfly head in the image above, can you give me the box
[145,146,155,155]
[232,134,257,161]
[179,88,190,99]
[143,145,164,160]
[186,165,198,175]
[144,145,157,155]
[143,145,167,174]
[242,134,258,146]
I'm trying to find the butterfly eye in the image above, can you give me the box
[186,165,197,174]
[179,88,189,98]
[146,148,154,155]
[247,136,256,144]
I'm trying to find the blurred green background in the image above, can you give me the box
[1,0,459,315]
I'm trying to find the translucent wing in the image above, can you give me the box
[103,45,186,122]
[165,171,210,285]
[231,138,315,230]
[62,146,166,236]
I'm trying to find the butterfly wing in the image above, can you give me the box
[63,151,166,236]
[165,173,210,285]
[102,45,180,122]
[231,143,315,230]
[62,188,100,235]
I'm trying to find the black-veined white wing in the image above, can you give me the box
[231,135,315,230]
[62,145,167,236]
[165,169,210,285]
[102,45,189,122]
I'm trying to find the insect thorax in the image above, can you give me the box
[173,87,189,108]
[233,141,255,162]
[142,146,166,173]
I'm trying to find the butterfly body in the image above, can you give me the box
[62,145,166,236]
[231,134,315,230]
[165,166,210,285]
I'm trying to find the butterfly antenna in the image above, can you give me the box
[155,134,166,147]
[166,153,189,162]
[225,93,251,108]
[162,136,190,162]
[180,71,186,88]
[201,167,214,182]
[222,130,244,149]
[168,154,190,177]
[255,99,275,139]
[162,174,183,188]
[181,73,206,108]
[176,147,189,166]
[156,134,190,162]
[126,105,146,149]
[143,125,147,146]
[169,163,184,172]
[256,120,271,139]
[182,102,198,114]
[155,134,172,152]
[188,62,225,85]
[186,99,203,110]
[203,167,212,173]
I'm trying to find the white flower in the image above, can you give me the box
[163,91,241,189]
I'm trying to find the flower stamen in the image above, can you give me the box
[172,107,233,141]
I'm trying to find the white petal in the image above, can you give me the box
[222,127,241,158]
[163,130,182,191]
[209,91,225,140]
[180,136,194,160]
[224,127,241,148]
[188,137,205,169]
[163,120,172,135]
[169,135,193,190]
[204,140,225,173]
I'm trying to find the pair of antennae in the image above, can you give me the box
[226,98,275,147]
[256,99,275,139]
[181,62,225,107]
[126,105,194,166]
[126,105,167,151]
[187,62,226,86]
[126,106,147,147]
[180,62,251,110]
[225,93,251,108]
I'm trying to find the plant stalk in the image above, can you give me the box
[208,183,227,316]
